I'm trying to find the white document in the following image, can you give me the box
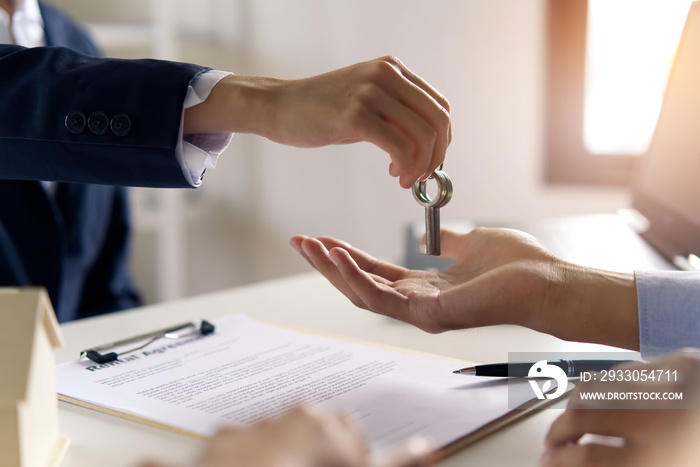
[56,315,535,460]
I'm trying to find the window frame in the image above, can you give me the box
[545,0,638,186]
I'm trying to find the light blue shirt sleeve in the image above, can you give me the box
[636,270,700,356]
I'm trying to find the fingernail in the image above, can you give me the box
[329,251,340,266]
[300,240,317,257]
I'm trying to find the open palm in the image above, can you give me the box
[290,228,560,333]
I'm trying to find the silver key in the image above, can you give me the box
[412,169,453,255]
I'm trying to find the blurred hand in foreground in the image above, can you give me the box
[543,351,700,467]
[141,405,435,467]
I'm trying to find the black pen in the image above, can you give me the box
[453,359,637,377]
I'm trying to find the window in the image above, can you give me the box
[545,0,692,185]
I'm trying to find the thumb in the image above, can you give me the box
[435,228,464,260]
[377,437,437,467]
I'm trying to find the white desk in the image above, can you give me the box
[57,272,632,467]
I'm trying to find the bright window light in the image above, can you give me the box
[583,0,693,155]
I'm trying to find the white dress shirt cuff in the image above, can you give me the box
[177,70,233,187]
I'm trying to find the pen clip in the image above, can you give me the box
[80,320,215,364]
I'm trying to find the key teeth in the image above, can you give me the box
[419,244,441,256]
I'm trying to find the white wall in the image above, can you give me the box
[50,0,629,300]
[181,0,628,288]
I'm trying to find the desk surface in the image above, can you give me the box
[57,272,634,467]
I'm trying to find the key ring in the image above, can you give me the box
[412,169,453,208]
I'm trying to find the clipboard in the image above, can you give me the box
[57,314,572,461]
[79,320,215,364]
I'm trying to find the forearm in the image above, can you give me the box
[540,261,639,350]
[183,74,279,136]
[183,56,451,189]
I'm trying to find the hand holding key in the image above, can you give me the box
[412,168,453,256]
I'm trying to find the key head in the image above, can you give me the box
[412,170,453,208]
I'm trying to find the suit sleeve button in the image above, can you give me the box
[65,111,86,134]
[110,114,132,136]
[88,112,109,135]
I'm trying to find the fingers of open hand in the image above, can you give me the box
[330,248,456,334]
[314,236,408,281]
[328,247,411,319]
[291,236,367,308]
[292,235,408,282]
[291,235,443,329]
[291,235,449,332]
[290,235,317,269]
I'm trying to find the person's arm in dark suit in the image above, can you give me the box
[0,43,208,187]
[0,44,452,190]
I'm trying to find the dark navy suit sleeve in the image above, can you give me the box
[0,2,216,321]
[0,45,210,187]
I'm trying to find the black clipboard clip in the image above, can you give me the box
[79,320,215,364]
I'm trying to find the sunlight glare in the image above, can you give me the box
[583,0,693,155]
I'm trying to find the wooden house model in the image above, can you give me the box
[0,288,69,467]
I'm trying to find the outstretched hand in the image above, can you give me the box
[185,56,451,189]
[291,228,639,349]
[291,228,558,332]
